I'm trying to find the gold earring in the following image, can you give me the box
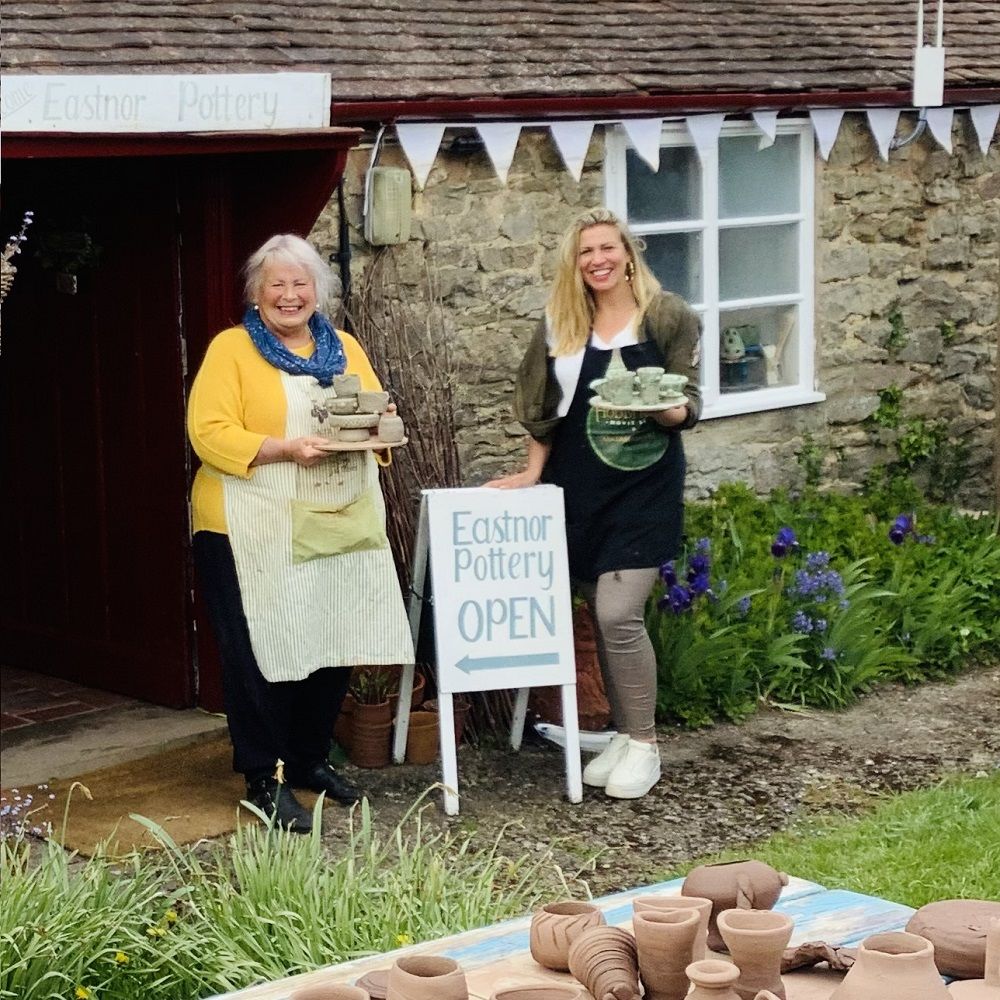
[625,260,636,282]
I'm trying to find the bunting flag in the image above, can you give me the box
[866,108,902,161]
[685,113,726,165]
[752,110,779,149]
[549,121,596,181]
[476,122,522,184]
[969,104,1000,156]
[395,123,446,189]
[621,117,664,170]
[924,107,954,153]
[809,109,846,160]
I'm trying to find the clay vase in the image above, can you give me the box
[378,412,405,443]
[567,924,641,1000]
[489,988,586,1000]
[291,986,370,1000]
[685,959,741,1000]
[829,931,951,1000]
[716,908,793,1000]
[529,901,606,972]
[907,899,1000,980]
[633,908,700,1000]
[634,895,713,961]
[386,955,468,1000]
[682,861,789,952]
[949,918,1000,998]
[354,970,390,1000]
[404,710,439,765]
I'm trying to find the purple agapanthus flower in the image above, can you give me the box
[687,553,711,578]
[771,526,799,558]
[821,646,837,661]
[659,560,678,586]
[806,551,831,570]
[791,610,813,633]
[667,584,694,613]
[689,572,712,596]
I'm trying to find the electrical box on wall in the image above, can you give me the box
[365,167,412,246]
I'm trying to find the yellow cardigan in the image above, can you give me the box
[187,325,384,535]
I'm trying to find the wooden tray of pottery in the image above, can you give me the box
[316,437,408,452]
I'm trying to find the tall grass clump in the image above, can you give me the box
[0,795,569,999]
[649,482,1000,727]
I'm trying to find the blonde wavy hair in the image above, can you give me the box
[546,208,662,356]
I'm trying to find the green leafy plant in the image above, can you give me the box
[796,432,826,489]
[868,385,903,429]
[939,319,957,345]
[884,306,908,355]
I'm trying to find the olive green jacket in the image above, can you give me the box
[512,292,703,443]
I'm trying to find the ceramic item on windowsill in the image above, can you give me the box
[716,909,793,1000]
[633,908,700,1000]
[529,901,606,972]
[567,924,641,1000]
[633,895,712,961]
[829,931,951,1000]
[386,956,467,1000]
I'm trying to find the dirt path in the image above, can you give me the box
[326,662,1000,896]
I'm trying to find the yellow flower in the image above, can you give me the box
[164,909,178,926]
[394,932,413,947]
[146,925,166,938]
[74,988,91,999]
[114,951,129,965]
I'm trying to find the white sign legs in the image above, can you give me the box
[560,685,584,804]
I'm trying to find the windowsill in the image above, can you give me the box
[700,387,826,420]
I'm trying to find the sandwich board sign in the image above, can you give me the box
[393,486,582,815]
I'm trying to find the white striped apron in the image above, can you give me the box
[223,372,414,682]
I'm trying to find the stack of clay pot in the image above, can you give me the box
[321,376,405,444]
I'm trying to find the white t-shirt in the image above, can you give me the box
[551,320,638,417]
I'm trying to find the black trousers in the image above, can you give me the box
[193,531,351,780]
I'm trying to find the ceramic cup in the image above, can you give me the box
[636,366,666,404]
[659,373,689,398]
[357,390,390,413]
[598,373,637,405]
[333,373,361,398]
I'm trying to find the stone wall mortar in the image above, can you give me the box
[310,118,998,509]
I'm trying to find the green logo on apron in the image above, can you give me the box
[586,408,668,471]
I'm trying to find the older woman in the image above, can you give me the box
[488,208,702,800]
[188,234,413,832]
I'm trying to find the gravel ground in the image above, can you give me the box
[323,662,1000,896]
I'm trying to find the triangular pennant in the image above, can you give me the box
[866,108,902,161]
[395,123,446,190]
[476,122,522,184]
[685,114,726,165]
[969,104,1000,155]
[549,121,596,181]
[923,107,954,153]
[809,109,846,160]
[621,118,664,171]
[752,110,779,149]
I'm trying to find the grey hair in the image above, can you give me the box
[243,234,333,312]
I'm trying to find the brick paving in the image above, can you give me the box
[0,666,133,732]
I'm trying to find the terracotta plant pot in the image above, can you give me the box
[906,899,1000,980]
[716,909,793,1000]
[405,710,439,765]
[386,956,467,1000]
[333,693,355,751]
[354,970,390,1000]
[349,702,392,769]
[423,696,471,744]
[291,986,371,1000]
[682,861,789,953]
[489,988,586,1000]
[685,959,742,1000]
[634,895,713,961]
[388,670,427,714]
[633,908,701,1000]
[949,917,1000,998]
[529,900,606,972]
[568,924,641,1000]
[830,931,951,1000]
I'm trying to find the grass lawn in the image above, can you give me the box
[690,771,1000,907]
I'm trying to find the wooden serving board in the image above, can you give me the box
[315,436,408,452]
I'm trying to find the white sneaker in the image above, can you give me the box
[582,733,631,787]
[605,740,661,799]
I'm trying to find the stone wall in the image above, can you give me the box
[310,116,999,510]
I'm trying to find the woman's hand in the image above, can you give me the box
[484,468,541,490]
[251,435,332,468]
[650,404,688,429]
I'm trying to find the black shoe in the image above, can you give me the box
[244,777,313,833]
[286,761,362,805]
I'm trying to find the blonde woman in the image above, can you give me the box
[488,209,702,800]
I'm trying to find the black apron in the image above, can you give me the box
[542,340,686,582]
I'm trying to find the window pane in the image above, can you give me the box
[719,134,800,218]
[719,304,799,394]
[626,145,701,222]
[719,223,798,300]
[643,231,702,303]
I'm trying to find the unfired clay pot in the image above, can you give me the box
[333,373,361,397]
[906,899,1000,980]
[685,959,742,1000]
[386,955,467,1000]
[682,861,789,953]
[633,908,700,1000]
[949,917,1000,998]
[354,970,389,1000]
[634,895,713,961]
[529,901,606,972]
[357,390,390,413]
[567,924,641,1000]
[829,931,951,1000]
[291,986,370,1000]
[716,908,793,1000]
[378,412,406,443]
[489,987,586,1000]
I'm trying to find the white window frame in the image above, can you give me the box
[605,118,824,420]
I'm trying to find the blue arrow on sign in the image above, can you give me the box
[456,652,560,673]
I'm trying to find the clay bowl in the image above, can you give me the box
[386,955,467,1000]
[489,987,586,1000]
[529,900,606,972]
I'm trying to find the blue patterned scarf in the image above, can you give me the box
[243,306,347,386]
